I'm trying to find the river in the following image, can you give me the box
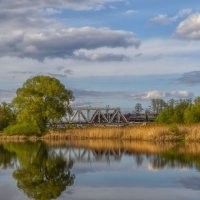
[0,140,200,200]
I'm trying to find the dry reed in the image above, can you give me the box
[44,124,194,142]
[1,124,200,142]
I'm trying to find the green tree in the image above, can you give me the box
[11,76,73,134]
[156,107,174,124]
[0,102,15,131]
[184,104,200,124]
[156,99,192,124]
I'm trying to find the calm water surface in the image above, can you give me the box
[0,141,200,200]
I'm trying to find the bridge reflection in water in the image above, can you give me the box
[61,147,123,163]
[51,140,175,164]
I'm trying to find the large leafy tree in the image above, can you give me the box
[12,76,74,133]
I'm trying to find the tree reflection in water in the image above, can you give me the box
[1,141,200,198]
[0,144,16,169]
[2,142,75,200]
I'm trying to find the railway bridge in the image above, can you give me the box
[64,107,128,124]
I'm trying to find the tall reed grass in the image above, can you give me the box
[1,124,200,142]
[44,124,199,142]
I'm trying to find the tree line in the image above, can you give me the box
[133,97,200,124]
[134,99,167,116]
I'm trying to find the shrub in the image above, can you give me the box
[184,105,200,124]
[156,108,174,124]
[0,102,15,131]
[3,122,41,136]
[168,124,179,134]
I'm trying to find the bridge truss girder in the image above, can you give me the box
[65,107,128,124]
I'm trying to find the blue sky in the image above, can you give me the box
[0,0,200,111]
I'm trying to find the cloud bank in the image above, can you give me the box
[0,27,140,60]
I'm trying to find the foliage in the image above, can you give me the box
[168,124,179,134]
[12,75,73,134]
[156,99,193,124]
[0,102,15,131]
[156,107,174,124]
[0,145,16,169]
[184,104,200,124]
[3,122,41,136]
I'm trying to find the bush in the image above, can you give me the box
[184,105,200,124]
[156,108,174,124]
[168,124,179,134]
[3,122,41,136]
[156,99,192,124]
[0,102,15,131]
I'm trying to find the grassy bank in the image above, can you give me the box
[44,124,200,142]
[1,124,200,142]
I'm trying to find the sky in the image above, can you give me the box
[1,0,200,112]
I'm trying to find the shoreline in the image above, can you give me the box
[0,124,200,142]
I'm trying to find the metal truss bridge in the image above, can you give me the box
[64,107,128,124]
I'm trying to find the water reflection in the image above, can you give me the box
[0,142,75,200]
[0,145,16,169]
[0,141,200,199]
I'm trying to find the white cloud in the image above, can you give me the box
[148,9,192,25]
[176,13,200,39]
[142,91,165,99]
[0,27,140,60]
[141,90,192,100]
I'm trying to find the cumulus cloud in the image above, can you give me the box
[0,27,140,60]
[142,90,165,99]
[177,71,200,85]
[0,0,140,61]
[176,13,200,39]
[148,9,192,25]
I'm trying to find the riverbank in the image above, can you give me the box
[44,124,200,142]
[1,124,200,142]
